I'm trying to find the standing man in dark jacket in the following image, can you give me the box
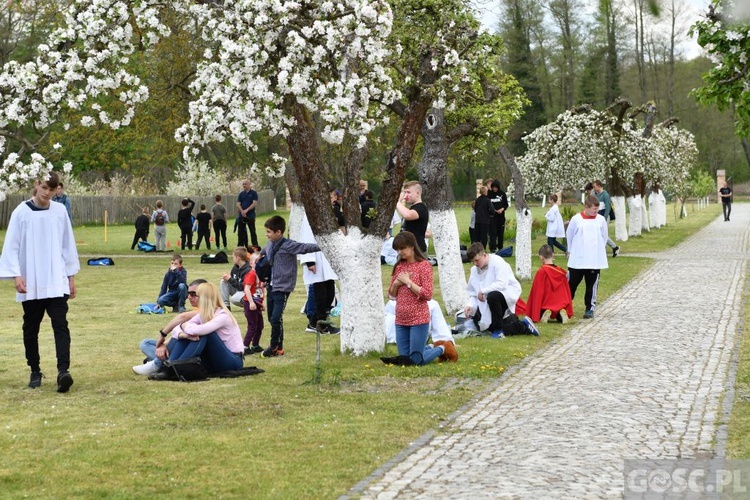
[473,186,495,250]
[237,179,259,248]
[131,208,151,250]
[488,179,509,252]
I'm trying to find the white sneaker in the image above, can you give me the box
[559,309,569,324]
[540,310,552,323]
[132,360,159,376]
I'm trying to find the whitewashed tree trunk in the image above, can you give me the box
[288,202,304,240]
[430,209,466,316]
[659,191,667,227]
[316,227,386,355]
[515,208,533,280]
[416,108,467,316]
[612,195,629,242]
[640,196,650,232]
[628,196,642,237]
[649,194,660,228]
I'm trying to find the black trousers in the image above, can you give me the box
[180,226,193,249]
[22,296,71,373]
[472,291,526,335]
[723,202,732,220]
[313,280,336,323]
[131,229,148,249]
[195,230,211,250]
[568,267,600,312]
[475,223,490,249]
[238,218,259,248]
[489,216,505,252]
[213,219,227,248]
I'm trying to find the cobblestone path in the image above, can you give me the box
[350,206,748,499]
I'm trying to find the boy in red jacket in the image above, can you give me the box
[525,245,573,324]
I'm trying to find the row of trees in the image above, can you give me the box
[0,0,741,356]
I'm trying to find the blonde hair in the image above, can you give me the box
[195,282,237,326]
[233,247,248,260]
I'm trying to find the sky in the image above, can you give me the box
[475,0,712,60]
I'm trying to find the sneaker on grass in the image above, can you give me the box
[304,324,317,333]
[559,309,570,324]
[132,360,159,376]
[522,317,540,336]
[29,371,43,389]
[57,371,74,393]
[261,347,284,358]
[491,330,505,339]
[540,310,552,324]
[244,345,264,355]
[583,309,594,319]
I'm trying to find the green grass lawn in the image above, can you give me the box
[0,202,729,498]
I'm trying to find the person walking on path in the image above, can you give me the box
[720,181,732,221]
[566,195,608,319]
[351,201,750,499]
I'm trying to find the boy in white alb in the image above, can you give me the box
[0,171,80,392]
[565,195,609,319]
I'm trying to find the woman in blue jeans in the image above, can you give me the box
[151,283,243,379]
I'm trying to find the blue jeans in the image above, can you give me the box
[157,283,187,310]
[267,286,289,350]
[167,332,243,373]
[547,236,567,253]
[395,323,443,365]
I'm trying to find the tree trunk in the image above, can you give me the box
[283,86,432,355]
[416,107,467,316]
[612,196,628,242]
[498,145,532,279]
[627,195,642,236]
[640,195,650,232]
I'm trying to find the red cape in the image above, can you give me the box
[523,264,574,322]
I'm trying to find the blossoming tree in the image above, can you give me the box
[691,0,750,138]
[386,0,526,314]
[518,100,694,241]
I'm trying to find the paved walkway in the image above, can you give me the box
[350,205,748,499]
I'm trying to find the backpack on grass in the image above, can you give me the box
[137,241,156,252]
[87,257,114,266]
[200,251,228,264]
[136,303,164,314]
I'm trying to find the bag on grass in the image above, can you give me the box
[136,303,164,314]
[87,257,114,266]
[215,367,265,378]
[137,241,156,252]
[164,357,209,382]
[496,246,513,258]
[200,251,228,264]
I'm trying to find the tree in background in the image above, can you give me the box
[691,0,750,138]
[383,0,526,314]
[498,0,547,155]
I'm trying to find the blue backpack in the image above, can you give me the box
[136,303,164,314]
[138,241,156,252]
[87,257,114,266]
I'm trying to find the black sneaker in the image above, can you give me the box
[324,325,340,335]
[244,345,264,355]
[29,371,43,389]
[261,346,284,358]
[56,371,74,393]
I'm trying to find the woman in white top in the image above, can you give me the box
[168,282,244,373]
[544,194,567,253]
